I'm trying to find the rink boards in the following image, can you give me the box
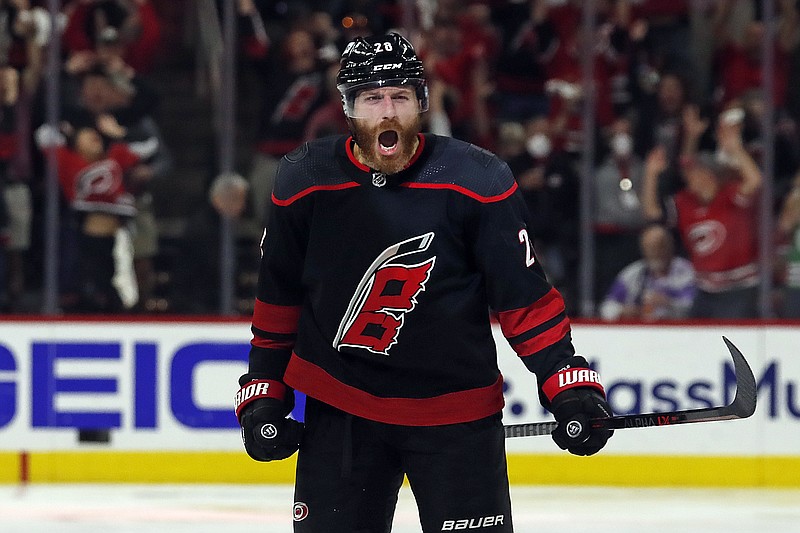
[0,318,798,486]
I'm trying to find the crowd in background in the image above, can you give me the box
[2,0,800,320]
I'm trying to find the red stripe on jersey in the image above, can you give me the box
[345,136,370,171]
[403,133,425,168]
[283,355,505,426]
[400,182,517,204]
[272,182,360,206]
[496,288,566,339]
[252,298,301,334]
[400,181,517,203]
[512,316,571,358]
[250,336,295,350]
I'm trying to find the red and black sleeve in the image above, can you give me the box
[467,162,577,390]
[242,170,310,386]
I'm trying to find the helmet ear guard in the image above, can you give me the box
[336,32,428,118]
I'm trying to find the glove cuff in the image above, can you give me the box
[542,358,605,403]
[234,379,288,420]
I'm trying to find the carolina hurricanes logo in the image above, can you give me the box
[293,502,309,521]
[76,160,123,200]
[687,220,726,257]
[273,74,321,122]
[333,233,436,355]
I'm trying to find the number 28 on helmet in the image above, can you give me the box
[336,32,429,119]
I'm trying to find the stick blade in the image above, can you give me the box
[722,336,757,418]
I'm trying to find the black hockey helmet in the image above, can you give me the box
[336,32,429,118]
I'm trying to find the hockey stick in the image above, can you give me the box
[504,336,757,439]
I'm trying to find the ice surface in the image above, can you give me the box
[1,484,799,532]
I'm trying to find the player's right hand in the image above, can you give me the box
[239,398,303,462]
[234,379,303,461]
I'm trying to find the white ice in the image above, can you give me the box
[1,483,799,532]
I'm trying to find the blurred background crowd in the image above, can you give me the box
[1,0,800,320]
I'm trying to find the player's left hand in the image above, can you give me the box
[550,388,613,456]
[541,356,613,456]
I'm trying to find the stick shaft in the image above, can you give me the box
[504,336,757,439]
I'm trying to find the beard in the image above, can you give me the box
[350,115,422,175]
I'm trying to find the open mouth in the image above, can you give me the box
[377,130,399,156]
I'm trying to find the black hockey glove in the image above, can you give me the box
[235,379,303,462]
[542,356,614,456]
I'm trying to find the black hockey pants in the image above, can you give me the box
[292,397,513,532]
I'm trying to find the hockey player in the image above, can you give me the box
[234,32,613,532]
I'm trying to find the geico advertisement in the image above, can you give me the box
[0,321,796,454]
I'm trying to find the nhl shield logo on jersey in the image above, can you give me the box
[333,233,436,355]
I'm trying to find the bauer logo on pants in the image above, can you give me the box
[441,514,505,530]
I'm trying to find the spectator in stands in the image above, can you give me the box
[170,172,249,314]
[61,0,162,74]
[491,0,557,122]
[505,114,580,310]
[231,0,272,62]
[627,0,692,75]
[0,0,48,311]
[246,28,327,225]
[711,0,798,109]
[62,49,159,128]
[633,70,693,161]
[788,26,800,126]
[733,89,800,199]
[112,111,171,312]
[642,111,763,319]
[35,117,157,312]
[302,61,349,141]
[59,60,165,310]
[777,169,800,318]
[593,115,647,304]
[542,1,617,157]
[419,11,494,148]
[601,0,638,118]
[494,120,526,162]
[0,66,16,310]
[600,223,696,321]
[84,27,170,311]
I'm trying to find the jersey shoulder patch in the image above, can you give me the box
[273,135,355,205]
[417,136,515,201]
[284,142,309,163]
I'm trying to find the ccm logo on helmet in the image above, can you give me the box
[373,63,403,71]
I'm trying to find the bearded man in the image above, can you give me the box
[233,32,613,533]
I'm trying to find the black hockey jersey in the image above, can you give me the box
[246,133,576,426]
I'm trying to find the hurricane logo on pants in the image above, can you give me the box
[334,233,436,355]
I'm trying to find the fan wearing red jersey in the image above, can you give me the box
[35,119,153,311]
[235,32,612,533]
[642,106,763,318]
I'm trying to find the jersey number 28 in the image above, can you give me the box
[518,229,536,267]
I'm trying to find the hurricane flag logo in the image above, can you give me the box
[333,233,436,355]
